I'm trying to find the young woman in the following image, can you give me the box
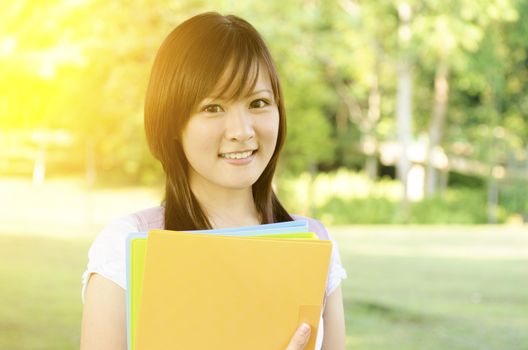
[80,12,347,350]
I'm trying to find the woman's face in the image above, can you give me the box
[181,66,280,192]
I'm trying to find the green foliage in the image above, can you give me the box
[408,189,489,224]
[498,179,528,216]
[2,0,528,211]
[278,168,520,224]
[312,189,493,225]
[448,171,486,189]
[315,196,398,224]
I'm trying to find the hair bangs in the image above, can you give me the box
[210,53,260,102]
[189,24,273,106]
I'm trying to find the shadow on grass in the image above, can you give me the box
[352,299,434,324]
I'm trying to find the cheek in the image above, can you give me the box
[266,115,279,150]
[183,120,220,154]
[260,114,280,147]
[182,126,209,165]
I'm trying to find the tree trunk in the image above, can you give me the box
[487,176,498,224]
[363,58,381,180]
[336,101,349,135]
[32,146,46,185]
[85,138,96,187]
[396,2,413,214]
[426,60,449,197]
[85,138,97,225]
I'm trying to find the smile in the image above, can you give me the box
[219,150,256,159]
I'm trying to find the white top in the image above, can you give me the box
[82,206,348,349]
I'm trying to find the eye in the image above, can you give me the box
[202,104,224,113]
[249,98,270,109]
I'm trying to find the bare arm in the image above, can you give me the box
[321,285,346,350]
[80,274,127,350]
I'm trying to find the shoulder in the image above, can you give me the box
[82,206,165,298]
[88,206,164,263]
[130,205,165,231]
[289,214,331,240]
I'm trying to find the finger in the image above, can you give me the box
[285,323,311,350]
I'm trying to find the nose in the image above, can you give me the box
[224,105,255,142]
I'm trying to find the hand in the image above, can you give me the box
[285,323,311,350]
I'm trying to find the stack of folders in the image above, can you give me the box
[125,219,332,350]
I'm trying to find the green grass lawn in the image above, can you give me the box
[0,226,527,349]
[0,234,89,349]
[337,226,528,350]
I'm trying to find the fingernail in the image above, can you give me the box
[300,323,310,336]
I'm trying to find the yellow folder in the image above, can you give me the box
[136,229,332,350]
[128,232,318,350]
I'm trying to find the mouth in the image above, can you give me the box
[218,149,257,160]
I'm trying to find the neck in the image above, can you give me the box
[189,177,261,229]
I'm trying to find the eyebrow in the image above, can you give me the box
[247,89,272,97]
[203,89,273,104]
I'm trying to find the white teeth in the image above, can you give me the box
[220,150,254,159]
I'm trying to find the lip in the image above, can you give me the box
[219,150,257,165]
[219,149,257,155]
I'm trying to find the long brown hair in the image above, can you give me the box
[144,12,293,230]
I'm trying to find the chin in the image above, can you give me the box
[230,182,257,189]
[223,178,259,189]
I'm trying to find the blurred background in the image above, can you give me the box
[1,0,527,349]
